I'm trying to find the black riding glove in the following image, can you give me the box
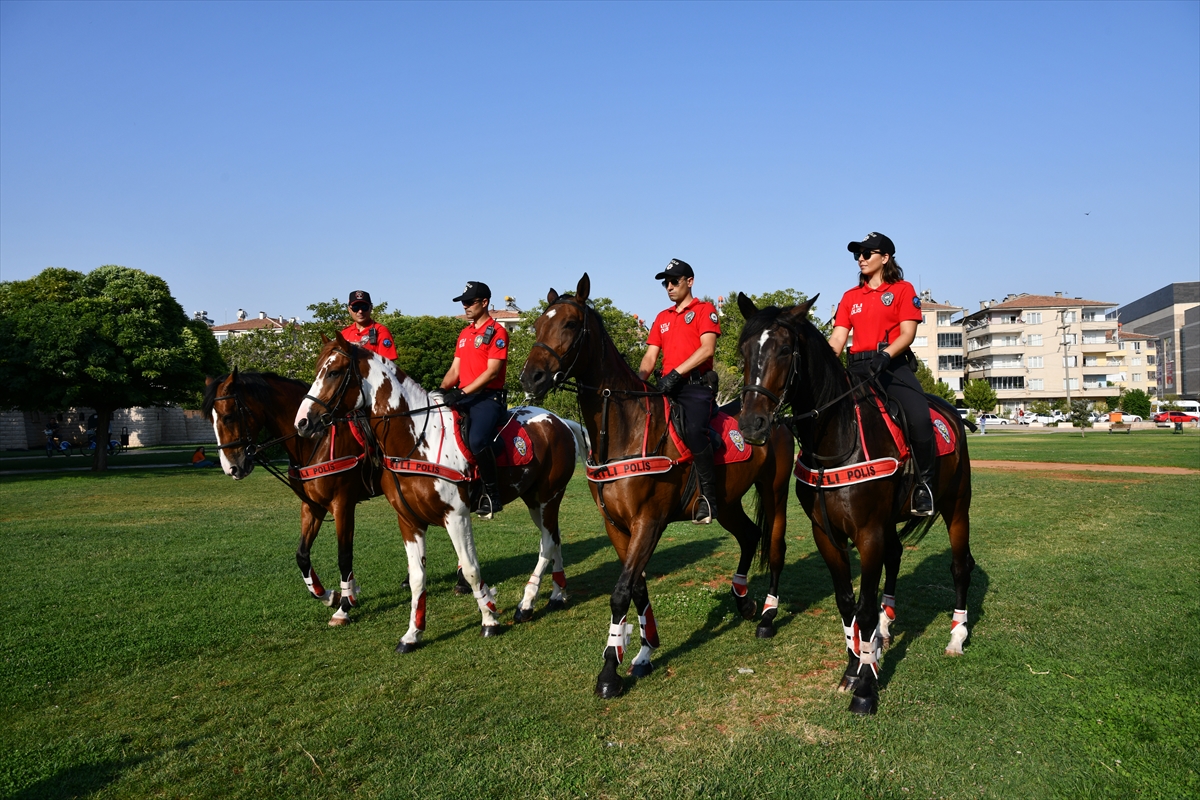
[657,370,683,396]
[870,350,892,376]
[440,388,465,407]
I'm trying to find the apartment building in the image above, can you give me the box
[910,293,964,394]
[1118,282,1199,399]
[962,292,1129,413]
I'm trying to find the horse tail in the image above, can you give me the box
[753,484,771,570]
[562,418,590,465]
[898,515,939,544]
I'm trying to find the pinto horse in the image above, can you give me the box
[205,370,378,625]
[295,332,581,651]
[520,274,794,699]
[736,294,975,715]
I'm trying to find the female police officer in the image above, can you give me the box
[828,233,936,517]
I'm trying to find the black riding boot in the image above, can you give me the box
[910,434,936,517]
[474,448,503,519]
[691,443,718,524]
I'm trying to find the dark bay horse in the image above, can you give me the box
[205,370,377,625]
[294,333,581,651]
[520,274,795,699]
[736,294,975,715]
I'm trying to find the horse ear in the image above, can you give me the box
[320,332,330,344]
[230,366,239,381]
[205,375,217,387]
[781,293,820,325]
[576,273,591,304]
[547,288,559,304]
[737,292,758,320]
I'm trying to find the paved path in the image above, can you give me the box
[973,460,1198,476]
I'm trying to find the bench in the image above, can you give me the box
[1108,423,1132,434]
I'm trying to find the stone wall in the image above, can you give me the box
[4,407,216,450]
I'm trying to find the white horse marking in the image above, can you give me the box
[546,309,557,318]
[294,353,340,427]
[212,409,237,476]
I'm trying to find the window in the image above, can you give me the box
[1027,356,1043,369]
[997,335,1020,347]
[1062,311,1077,323]
[937,312,953,326]
[1028,378,1044,391]
[939,355,963,371]
[1083,356,1099,367]
[1082,311,1100,322]
[921,314,928,325]
[1063,356,1077,367]
[968,336,989,351]
[1082,333,1107,345]
[1134,341,1141,351]
[1133,373,1142,383]
[1029,334,1043,346]
[913,336,928,347]
[992,356,1022,369]
[1132,356,1141,366]
[1024,312,1042,324]
[1148,355,1156,365]
[1108,357,1123,367]
[986,376,1024,390]
[1063,378,1079,391]
[938,332,962,348]
[1061,333,1077,345]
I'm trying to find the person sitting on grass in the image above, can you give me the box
[191,447,215,468]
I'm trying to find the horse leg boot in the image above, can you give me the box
[691,443,717,524]
[473,447,503,519]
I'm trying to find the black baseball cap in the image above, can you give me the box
[654,258,694,281]
[348,290,372,306]
[847,232,896,256]
[452,281,491,303]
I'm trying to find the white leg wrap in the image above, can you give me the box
[946,608,969,655]
[764,594,779,612]
[474,583,497,616]
[606,617,633,662]
[340,578,359,605]
[843,623,857,656]
[520,576,540,610]
[857,626,881,677]
[731,573,749,598]
[878,595,896,643]
[630,643,655,668]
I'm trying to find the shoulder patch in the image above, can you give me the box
[881,291,894,307]
[382,339,392,348]
[495,338,506,349]
[710,312,719,323]
[912,296,922,309]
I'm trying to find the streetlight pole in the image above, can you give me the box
[1059,311,1076,435]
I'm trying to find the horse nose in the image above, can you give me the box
[228,464,241,479]
[297,416,310,433]
[523,368,546,393]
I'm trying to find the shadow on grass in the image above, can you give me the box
[11,750,159,800]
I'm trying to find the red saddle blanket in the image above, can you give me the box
[862,392,958,460]
[665,400,754,466]
[452,411,534,468]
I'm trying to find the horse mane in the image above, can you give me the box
[202,371,310,416]
[554,294,644,385]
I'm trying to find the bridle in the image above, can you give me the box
[530,296,592,393]
[305,346,367,428]
[740,333,802,423]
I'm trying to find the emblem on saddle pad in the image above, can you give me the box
[881,292,894,306]
[729,429,746,452]
[513,436,527,457]
[933,418,951,443]
[684,310,695,323]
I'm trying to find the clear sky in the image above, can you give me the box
[2,1,1197,326]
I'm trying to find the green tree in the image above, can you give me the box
[0,266,225,470]
[387,316,463,390]
[1120,388,1152,418]
[219,324,325,383]
[1069,398,1093,437]
[915,358,957,403]
[1028,400,1052,417]
[714,288,828,370]
[963,379,998,415]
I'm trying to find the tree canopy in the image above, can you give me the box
[962,379,998,414]
[0,266,225,470]
[1119,388,1152,418]
[915,359,958,403]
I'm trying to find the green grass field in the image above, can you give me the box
[1,438,1197,798]
[966,426,1199,470]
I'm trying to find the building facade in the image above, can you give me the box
[1118,283,1199,399]
[910,294,965,394]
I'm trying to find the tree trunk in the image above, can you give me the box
[92,407,113,472]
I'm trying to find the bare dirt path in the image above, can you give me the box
[973,460,1197,475]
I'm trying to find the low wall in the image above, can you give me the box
[5,407,216,450]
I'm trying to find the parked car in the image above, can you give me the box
[1103,412,1142,423]
[1022,410,1068,424]
[1154,411,1198,427]
[978,414,1011,426]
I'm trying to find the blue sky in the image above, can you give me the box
[2,1,1197,326]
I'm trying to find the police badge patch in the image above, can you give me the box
[474,334,484,348]
[382,339,392,348]
[684,311,695,324]
[913,296,922,309]
[513,436,527,457]
[710,312,719,323]
[496,338,506,349]
[933,418,951,443]
[881,292,894,306]
[729,429,746,452]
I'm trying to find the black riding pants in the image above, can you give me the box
[675,383,715,454]
[459,391,506,455]
[849,359,935,479]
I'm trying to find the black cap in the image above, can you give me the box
[654,258,694,281]
[847,232,896,256]
[348,290,372,306]
[452,281,491,303]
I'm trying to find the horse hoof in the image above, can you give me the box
[546,598,567,611]
[328,615,350,627]
[595,678,624,699]
[480,624,503,638]
[400,577,410,591]
[755,623,776,639]
[395,641,420,654]
[453,583,471,596]
[513,606,533,624]
[629,661,654,678]
[849,692,878,716]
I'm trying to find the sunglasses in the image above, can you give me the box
[855,251,880,262]
[462,298,484,307]
[350,303,371,312]
[661,276,685,288]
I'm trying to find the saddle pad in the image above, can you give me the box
[664,400,754,466]
[452,411,535,468]
[865,392,958,459]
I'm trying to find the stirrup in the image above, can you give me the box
[911,482,935,517]
[474,492,501,519]
[693,494,714,525]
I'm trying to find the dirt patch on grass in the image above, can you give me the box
[973,460,1197,475]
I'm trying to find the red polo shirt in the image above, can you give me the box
[833,280,922,353]
[340,321,398,360]
[646,298,721,375]
[455,316,508,390]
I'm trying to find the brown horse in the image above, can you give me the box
[205,370,378,625]
[294,333,581,651]
[519,274,795,699]
[736,294,975,715]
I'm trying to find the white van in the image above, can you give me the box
[1153,399,1200,416]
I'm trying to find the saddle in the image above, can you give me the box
[451,410,535,469]
[864,389,958,460]
[664,397,753,466]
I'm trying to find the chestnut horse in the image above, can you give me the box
[736,294,975,715]
[520,274,794,699]
[205,370,377,625]
[295,333,581,651]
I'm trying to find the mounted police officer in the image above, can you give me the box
[638,259,722,524]
[438,281,509,518]
[828,232,937,517]
[340,290,398,360]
